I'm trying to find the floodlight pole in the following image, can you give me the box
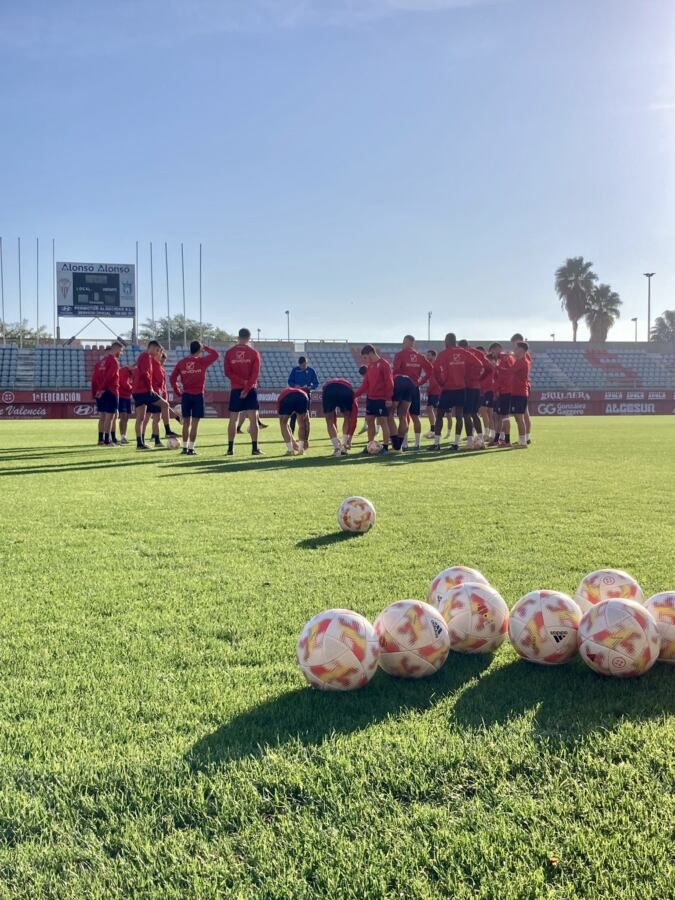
[0,236,4,344]
[52,238,57,343]
[181,242,187,347]
[149,242,155,337]
[643,272,654,341]
[133,240,138,343]
[199,242,203,343]
[35,237,39,346]
[427,311,432,341]
[285,309,290,342]
[631,317,638,342]
[17,237,22,348]
[164,241,171,351]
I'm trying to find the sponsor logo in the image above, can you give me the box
[0,405,48,418]
[612,657,626,669]
[74,405,96,416]
[540,391,591,401]
[1,391,15,403]
[431,619,443,638]
[121,280,134,296]
[551,631,567,644]
[604,391,622,400]
[626,392,645,400]
[32,391,82,402]
[537,403,587,416]
[605,403,656,414]
[647,392,666,400]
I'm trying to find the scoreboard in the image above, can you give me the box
[56,261,135,318]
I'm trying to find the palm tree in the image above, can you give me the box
[584,284,622,342]
[650,310,675,343]
[555,257,598,341]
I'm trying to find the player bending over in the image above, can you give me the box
[225,328,262,456]
[170,341,219,455]
[354,345,395,454]
[277,387,310,455]
[430,334,467,452]
[392,335,432,451]
[511,333,532,444]
[510,342,531,448]
[91,341,122,446]
[322,377,359,456]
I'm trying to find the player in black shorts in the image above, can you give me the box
[322,378,357,456]
[278,388,310,456]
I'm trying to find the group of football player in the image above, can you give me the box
[90,328,531,457]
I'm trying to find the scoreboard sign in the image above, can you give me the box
[56,261,135,318]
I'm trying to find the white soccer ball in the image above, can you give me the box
[643,592,675,663]
[508,590,581,665]
[167,436,181,450]
[578,598,661,677]
[438,582,509,654]
[427,565,490,608]
[374,600,450,678]
[367,440,382,455]
[575,568,643,613]
[296,609,380,691]
[337,496,376,533]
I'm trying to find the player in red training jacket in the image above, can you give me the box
[490,342,515,446]
[321,377,359,457]
[478,347,497,443]
[91,341,122,447]
[224,328,262,456]
[170,341,219,455]
[458,340,488,449]
[143,349,180,448]
[277,387,310,456]
[511,332,532,444]
[510,341,531,449]
[354,345,396,453]
[430,333,471,452]
[117,363,134,444]
[419,349,442,439]
[392,335,432,451]
[132,340,175,451]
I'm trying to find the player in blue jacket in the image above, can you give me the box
[287,357,319,442]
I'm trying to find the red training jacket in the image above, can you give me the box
[393,348,432,386]
[354,357,394,401]
[118,366,133,400]
[495,353,515,395]
[132,351,154,394]
[91,354,119,397]
[463,348,486,390]
[433,347,470,390]
[224,343,261,391]
[511,357,531,397]
[170,347,219,396]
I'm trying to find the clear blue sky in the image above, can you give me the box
[1,0,673,343]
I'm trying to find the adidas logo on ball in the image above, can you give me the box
[551,631,567,643]
[431,620,443,638]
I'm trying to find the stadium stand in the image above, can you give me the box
[8,342,674,393]
[0,344,18,388]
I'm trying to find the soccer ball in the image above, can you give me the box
[575,569,643,613]
[296,609,380,691]
[508,590,581,665]
[438,582,509,654]
[337,496,376,533]
[172,405,182,419]
[427,565,490,608]
[167,436,181,450]
[643,592,675,663]
[367,440,382,455]
[374,600,450,678]
[578,599,661,677]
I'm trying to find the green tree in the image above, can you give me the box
[555,256,598,341]
[650,310,675,343]
[0,319,50,346]
[584,284,622,342]
[139,315,233,345]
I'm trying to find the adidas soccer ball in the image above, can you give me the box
[508,591,581,665]
[167,436,181,450]
[296,609,380,691]
[575,569,643,613]
[438,582,509,654]
[337,496,376,533]
[374,600,450,678]
[578,598,661,677]
[427,566,490,608]
[643,592,675,663]
[367,440,382,455]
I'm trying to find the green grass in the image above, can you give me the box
[0,417,673,898]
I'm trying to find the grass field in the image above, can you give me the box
[0,417,673,898]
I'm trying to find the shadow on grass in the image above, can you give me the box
[188,654,492,769]
[452,658,675,742]
[296,531,364,550]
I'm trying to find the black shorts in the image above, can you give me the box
[393,375,415,404]
[464,388,481,415]
[438,389,466,413]
[496,393,512,416]
[322,383,354,415]
[279,392,309,416]
[146,402,161,415]
[96,390,118,414]
[229,388,259,413]
[133,392,157,409]
[181,392,205,419]
[510,395,529,415]
[427,393,440,409]
[480,391,494,409]
[118,398,132,415]
[366,399,389,418]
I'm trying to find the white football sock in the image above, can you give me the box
[434,434,441,447]
[286,441,294,451]
[298,440,305,450]
[331,436,340,449]
[415,435,421,448]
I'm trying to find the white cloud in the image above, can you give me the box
[648,101,675,112]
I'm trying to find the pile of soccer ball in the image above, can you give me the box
[296,498,675,690]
